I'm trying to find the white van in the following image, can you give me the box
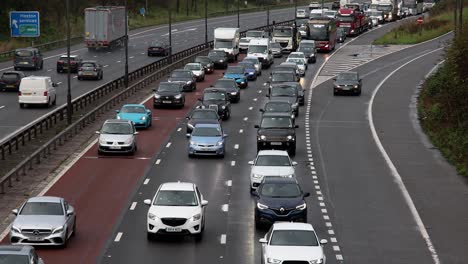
[18,76,57,108]
[214,28,240,62]
[247,38,273,69]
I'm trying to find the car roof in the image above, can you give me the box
[278,63,297,67]
[204,88,225,93]
[104,119,133,124]
[122,104,145,108]
[185,63,202,66]
[262,112,294,118]
[16,48,37,51]
[290,52,304,55]
[262,176,298,184]
[265,100,291,105]
[0,245,34,255]
[272,70,295,74]
[27,196,62,203]
[244,56,259,61]
[160,182,195,191]
[22,76,50,80]
[272,82,299,87]
[272,222,315,231]
[192,108,218,113]
[258,150,290,156]
[82,60,97,63]
[194,123,221,129]
[173,69,191,72]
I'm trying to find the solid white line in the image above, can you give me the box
[239,129,243,133]
[143,178,150,185]
[130,202,137,210]
[220,234,227,244]
[166,142,172,148]
[114,232,123,242]
[368,47,442,264]
[221,204,229,212]
[155,159,161,165]
[331,237,338,243]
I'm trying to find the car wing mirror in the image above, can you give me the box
[152,88,157,92]
[295,124,299,128]
[201,200,209,206]
[134,132,139,135]
[12,209,18,215]
[143,199,152,205]
[259,238,268,243]
[95,131,100,134]
[186,133,191,138]
[248,160,254,165]
[320,239,328,245]
[254,124,259,128]
[292,161,298,166]
[66,208,74,216]
[223,134,228,138]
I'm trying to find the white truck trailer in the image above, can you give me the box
[84,6,126,50]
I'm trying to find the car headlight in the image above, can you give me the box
[154,94,161,99]
[116,115,121,119]
[257,202,269,210]
[148,213,157,220]
[354,84,358,88]
[231,92,237,95]
[267,258,281,264]
[11,226,21,233]
[287,135,295,141]
[292,103,298,109]
[186,81,192,85]
[252,173,263,178]
[192,213,202,221]
[52,226,64,234]
[296,203,307,210]
[140,116,147,121]
[249,72,254,75]
[310,259,324,264]
[311,53,315,57]
[258,135,266,141]
[174,94,182,99]
[221,105,226,109]
[124,137,133,144]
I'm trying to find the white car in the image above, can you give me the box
[285,58,307,76]
[144,182,208,240]
[249,150,297,191]
[288,52,308,66]
[184,63,205,82]
[260,222,328,264]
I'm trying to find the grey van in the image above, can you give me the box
[14,48,43,71]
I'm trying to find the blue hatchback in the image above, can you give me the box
[116,104,152,128]
[187,123,227,158]
[238,61,257,80]
[254,176,309,228]
[223,65,248,88]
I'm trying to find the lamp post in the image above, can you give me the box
[295,0,297,19]
[205,0,208,47]
[169,8,173,63]
[237,0,240,28]
[66,0,72,124]
[124,0,129,88]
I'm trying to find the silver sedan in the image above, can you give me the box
[10,196,76,247]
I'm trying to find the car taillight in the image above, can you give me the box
[43,91,48,96]
[18,91,22,96]
[32,57,37,62]
[57,61,63,64]
[71,61,76,64]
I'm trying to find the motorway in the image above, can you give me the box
[0,7,297,140]
[1,8,468,264]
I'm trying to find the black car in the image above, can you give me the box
[213,78,240,103]
[186,108,221,133]
[267,83,300,117]
[260,101,295,120]
[280,82,305,106]
[208,50,228,69]
[168,69,196,92]
[254,176,309,227]
[0,71,25,91]
[195,56,214,74]
[199,88,231,120]
[153,82,185,108]
[56,54,82,73]
[332,1,341,10]
[147,40,171,56]
[273,65,300,81]
[255,112,298,155]
[297,44,317,63]
[0,245,45,264]
[333,71,362,95]
[267,71,298,88]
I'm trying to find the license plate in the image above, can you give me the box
[162,100,172,103]
[22,92,31,95]
[21,62,28,64]
[109,146,121,149]
[84,73,92,76]
[28,236,44,241]
[6,85,15,88]
[166,227,182,232]
[341,87,351,90]
[270,142,282,146]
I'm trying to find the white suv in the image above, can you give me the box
[259,222,328,264]
[144,182,208,240]
[249,150,297,191]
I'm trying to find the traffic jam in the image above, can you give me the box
[0,1,418,263]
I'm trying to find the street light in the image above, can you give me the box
[66,0,72,124]
[237,0,240,28]
[169,8,173,63]
[205,0,208,47]
[124,0,129,88]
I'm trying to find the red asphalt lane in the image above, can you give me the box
[1,55,246,263]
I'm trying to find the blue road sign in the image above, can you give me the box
[10,11,40,37]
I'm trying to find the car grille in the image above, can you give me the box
[198,144,215,147]
[161,95,175,100]
[282,261,309,264]
[265,135,287,141]
[21,229,52,235]
[271,207,294,216]
[161,218,187,227]
[208,104,218,112]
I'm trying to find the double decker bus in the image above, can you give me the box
[307,18,337,52]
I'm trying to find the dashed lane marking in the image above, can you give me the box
[114,232,123,242]
[155,159,161,165]
[220,234,227,244]
[166,142,172,148]
[231,161,236,166]
[130,202,137,210]
[177,128,182,132]
[331,237,338,243]
[0,106,4,110]
[239,129,243,133]
[333,245,341,251]
[226,180,232,187]
[222,204,229,212]
[336,255,343,261]
[143,178,150,185]
[104,65,109,68]
[234,144,239,149]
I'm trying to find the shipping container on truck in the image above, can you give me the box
[85,6,126,50]
[336,8,365,36]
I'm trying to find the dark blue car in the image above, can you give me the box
[238,61,257,81]
[254,176,309,228]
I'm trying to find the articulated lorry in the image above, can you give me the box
[372,0,399,21]
[336,8,366,36]
[271,25,299,53]
[84,6,126,50]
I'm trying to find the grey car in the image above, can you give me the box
[10,196,76,247]
[78,60,103,80]
[97,119,138,155]
[333,71,362,95]
[13,48,43,71]
[0,245,44,264]
[269,42,283,58]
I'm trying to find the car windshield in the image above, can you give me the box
[270,42,281,48]
[192,126,222,137]
[20,202,64,215]
[298,46,315,52]
[215,80,236,88]
[1,73,20,80]
[271,86,297,97]
[265,103,292,112]
[185,64,201,70]
[150,41,164,47]
[270,230,319,246]
[81,62,95,67]
[255,155,291,166]
[260,117,293,128]
[171,71,191,78]
[309,24,329,40]
[377,4,393,11]
[238,62,255,70]
[271,73,296,82]
[324,11,336,16]
[249,45,268,53]
[337,15,354,22]
[246,31,263,38]
[120,106,146,113]
[215,40,233,49]
[101,123,133,134]
[209,51,225,57]
[195,57,210,63]
[337,73,358,81]
[154,190,198,206]
[287,58,304,65]
[191,111,218,119]
[244,58,258,64]
[289,53,304,59]
[273,28,292,37]
[15,50,33,57]
[158,83,181,92]
[204,92,226,101]
[0,255,29,264]
[260,183,301,197]
[226,66,244,74]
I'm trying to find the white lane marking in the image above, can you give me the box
[222,204,229,212]
[0,106,5,110]
[323,215,330,220]
[47,69,52,72]
[114,232,123,242]
[73,76,77,79]
[249,107,253,110]
[368,47,442,264]
[220,234,227,244]
[314,185,320,190]
[253,98,257,101]
[144,178,150,185]
[166,142,172,148]
[328,230,335,235]
[239,129,243,133]
[234,144,239,149]
[321,208,327,213]
[319,202,325,207]
[141,52,145,55]
[155,159,161,165]
[231,161,236,166]
[130,202,137,210]
[325,222,332,227]
[177,127,182,132]
[129,56,134,59]
[103,65,109,68]
[333,245,341,251]
[116,60,121,63]
[331,237,338,243]
[336,255,343,261]
[226,180,232,187]
[318,196,323,201]
[243,117,248,121]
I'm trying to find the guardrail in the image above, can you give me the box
[0,19,294,194]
